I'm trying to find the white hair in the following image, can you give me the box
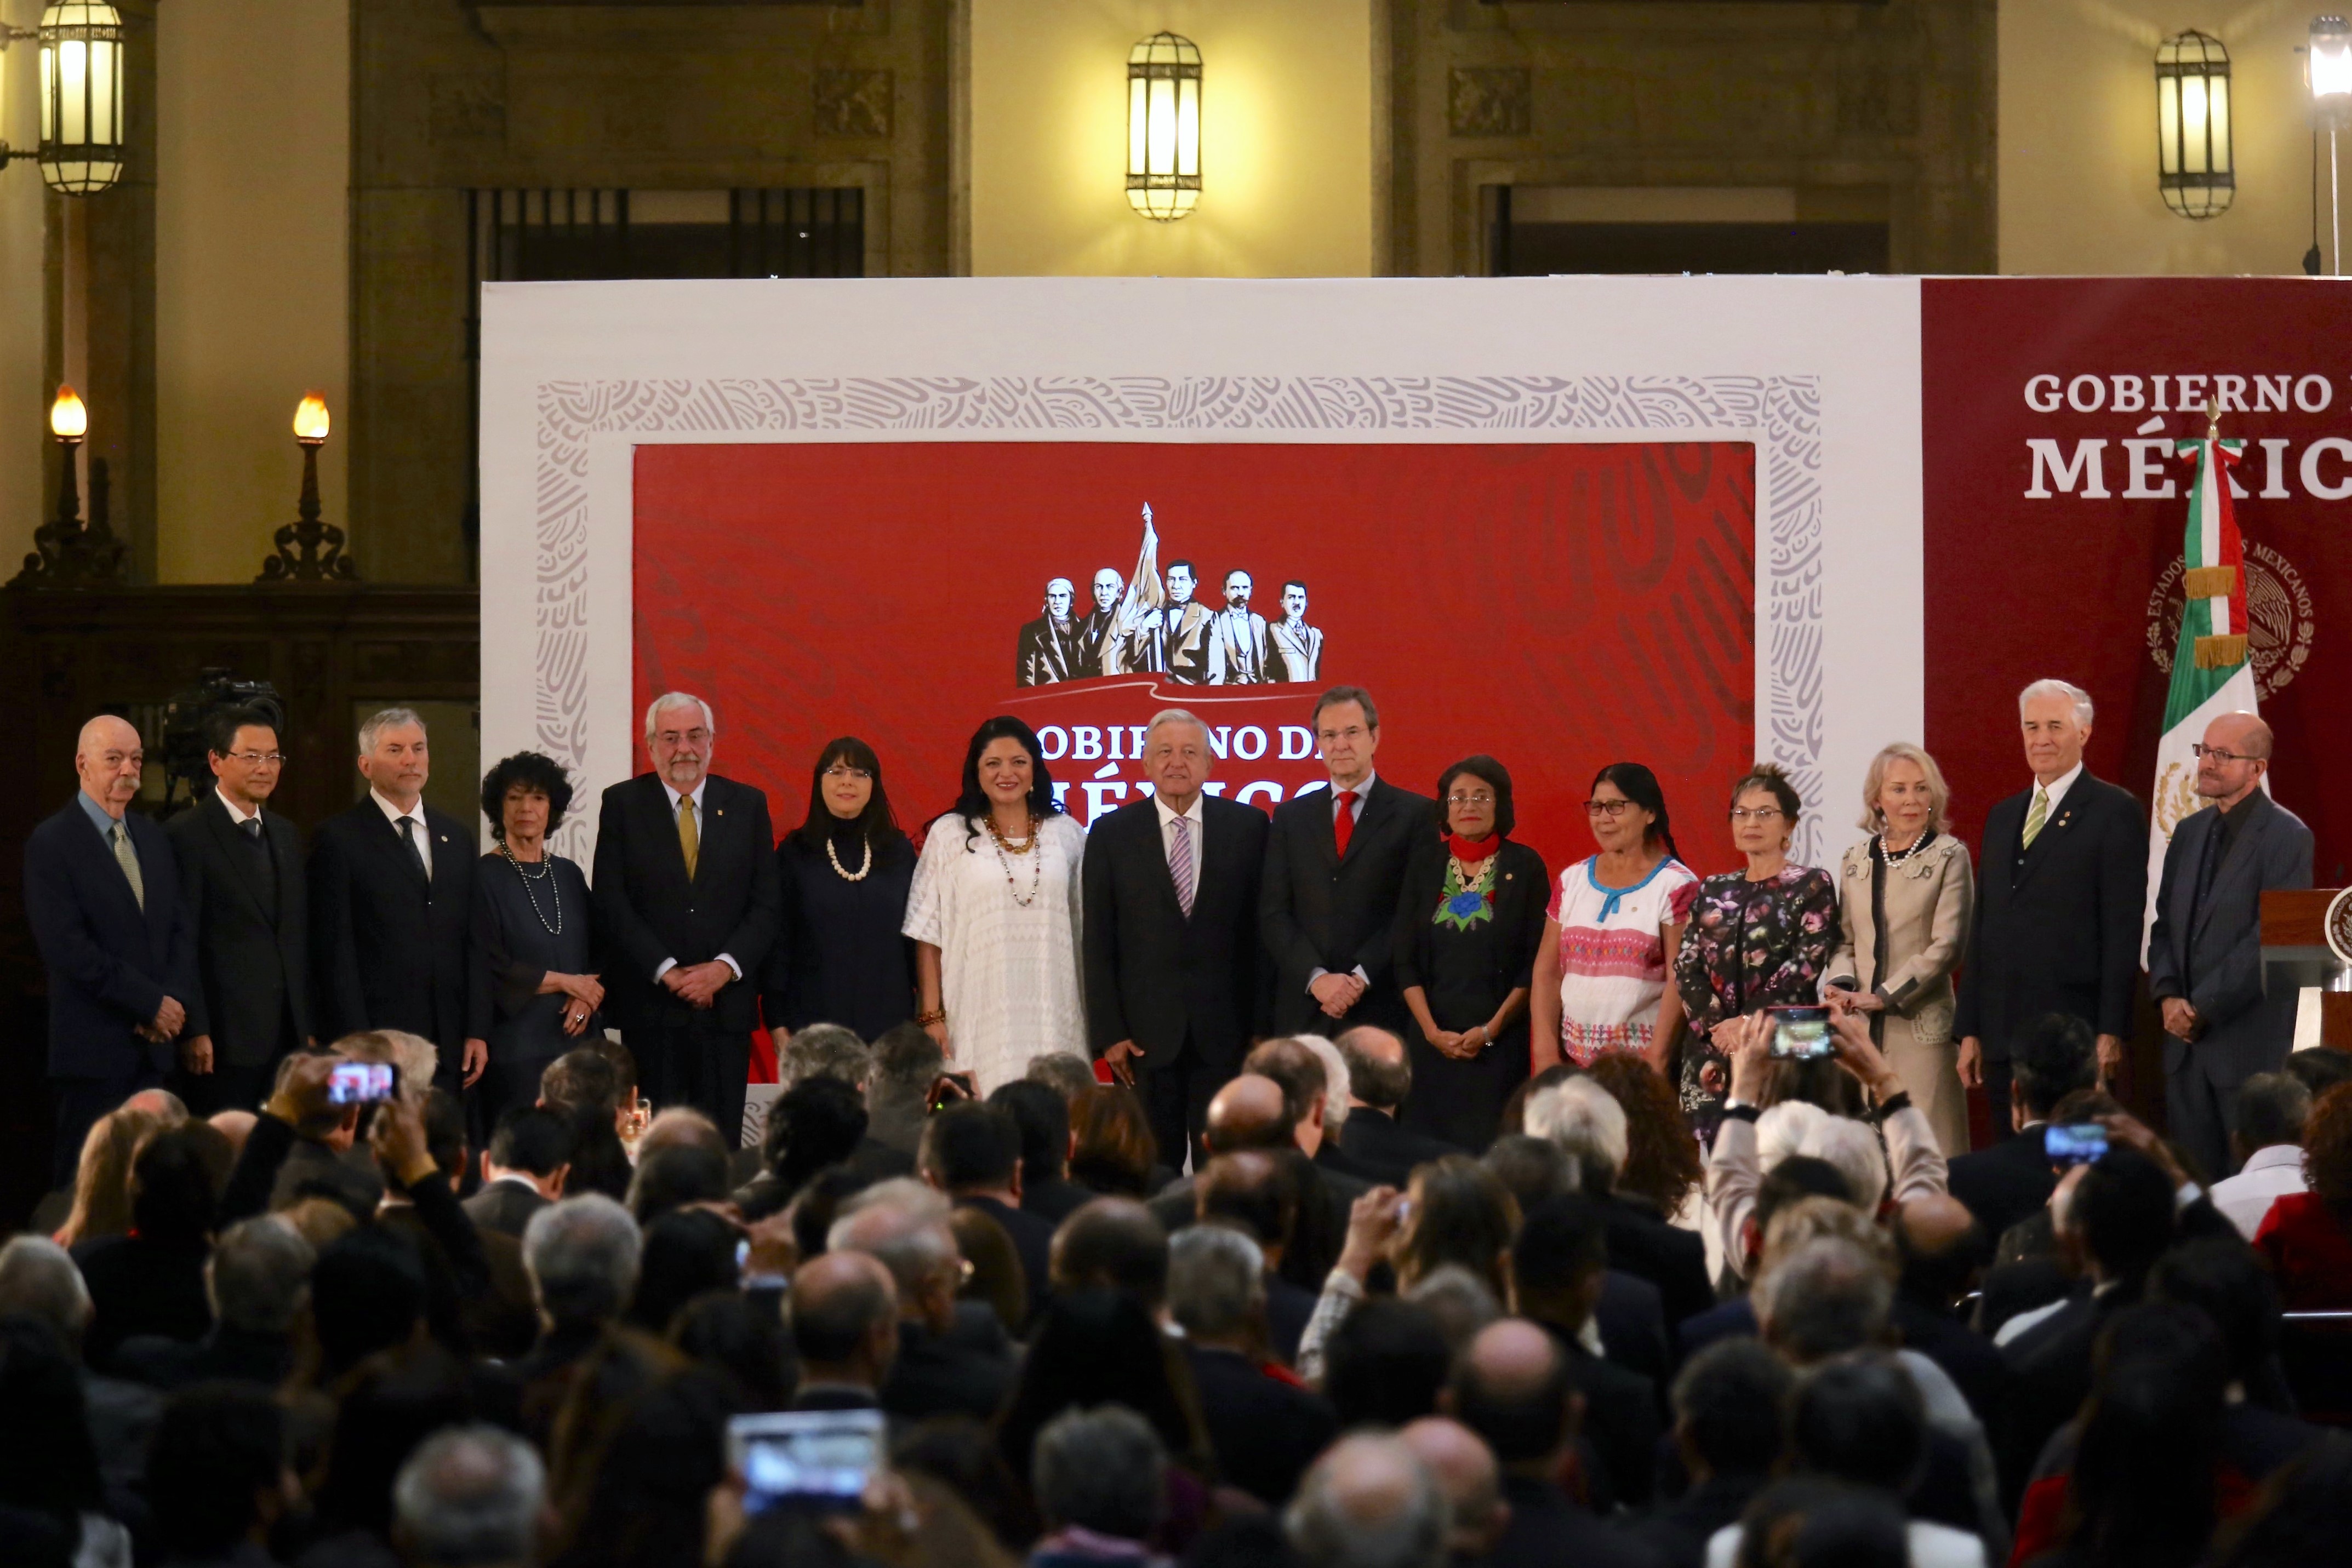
[1146,707,1209,743]
[358,706,425,753]
[1799,1117,1889,1214]
[1756,1101,1830,1170]
[1297,1034,1351,1129]
[643,691,716,740]
[2017,678,2094,729]
[1524,1075,1629,1184]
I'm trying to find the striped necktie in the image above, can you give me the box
[1169,814,1195,918]
[2020,787,2050,850]
[112,821,144,911]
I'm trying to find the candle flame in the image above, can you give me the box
[49,384,86,439]
[293,391,330,442]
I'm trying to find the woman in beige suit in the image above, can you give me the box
[1825,743,1975,1154]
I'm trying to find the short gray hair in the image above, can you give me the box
[1025,1052,1098,1103]
[1287,1433,1448,1568]
[1299,1035,1351,1129]
[208,1216,316,1335]
[1145,708,1209,746]
[829,1183,958,1295]
[394,1424,546,1567]
[1035,1406,1166,1540]
[2018,678,2094,729]
[1405,1264,1500,1352]
[781,1024,871,1090]
[358,706,426,753]
[1798,1117,1889,1214]
[1524,1075,1629,1186]
[1756,1237,1894,1364]
[0,1237,92,1343]
[522,1194,642,1326]
[643,691,716,739]
[1168,1224,1265,1341]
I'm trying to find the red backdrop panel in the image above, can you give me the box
[1922,279,2348,879]
[631,440,1757,884]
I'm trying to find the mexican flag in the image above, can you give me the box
[2143,430,2260,954]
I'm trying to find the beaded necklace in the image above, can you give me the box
[986,814,1043,907]
[501,844,563,935]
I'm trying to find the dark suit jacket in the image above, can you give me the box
[23,798,193,1080]
[1260,777,1437,1034]
[1948,1123,2059,1243]
[1083,794,1268,1073]
[167,794,310,1066]
[1538,1323,1660,1511]
[593,772,781,1034]
[463,1178,549,1240]
[1600,1194,1715,1332]
[959,1194,1054,1320]
[1186,1344,1340,1505]
[2147,790,2314,1085]
[880,1304,1015,1424]
[1016,616,1082,685]
[1334,1106,1459,1187]
[1954,771,2145,1056]
[309,798,477,1065]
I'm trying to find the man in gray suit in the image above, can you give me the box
[2147,711,2313,1181]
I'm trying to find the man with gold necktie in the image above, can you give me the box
[1955,679,2147,1140]
[592,692,782,1145]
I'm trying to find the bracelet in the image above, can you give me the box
[914,1008,946,1027]
[1869,1090,1914,1123]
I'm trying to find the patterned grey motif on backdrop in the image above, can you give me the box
[532,374,1826,861]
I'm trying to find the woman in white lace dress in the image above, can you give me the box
[905,716,1087,1092]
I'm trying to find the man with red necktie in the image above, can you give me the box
[1260,686,1437,1037]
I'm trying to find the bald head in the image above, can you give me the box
[1399,1418,1507,1557]
[1337,1027,1412,1112]
[2197,711,2275,809]
[1287,1433,1448,1568]
[1449,1320,1574,1472]
[1894,1193,1984,1310]
[1205,1074,1294,1155]
[790,1250,898,1387]
[74,714,144,817]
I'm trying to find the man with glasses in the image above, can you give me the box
[1260,685,1435,1035]
[24,713,193,1181]
[2147,711,2312,1178]
[165,703,313,1114]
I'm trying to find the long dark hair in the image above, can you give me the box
[1592,762,1682,864]
[947,716,1061,844]
[788,736,908,862]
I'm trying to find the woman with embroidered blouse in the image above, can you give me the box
[1531,762,1699,1079]
[1391,755,1549,1151]
[1672,762,1841,1124]
[1824,742,1975,1155]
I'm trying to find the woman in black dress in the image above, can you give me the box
[760,736,917,1049]
[470,751,603,1125]
[1391,755,1550,1152]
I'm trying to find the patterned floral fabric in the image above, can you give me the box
[1671,865,1841,1115]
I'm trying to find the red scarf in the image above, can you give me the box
[1447,832,1502,864]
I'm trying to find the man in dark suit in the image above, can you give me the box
[1956,679,2146,1134]
[831,1189,1017,1424]
[23,714,197,1184]
[1510,1195,1661,1510]
[2147,713,2315,1180]
[786,1251,898,1412]
[1168,1224,1339,1503]
[1084,707,1269,1168]
[1332,1027,1459,1185]
[309,707,480,1093]
[1015,577,1084,686]
[593,693,781,1143]
[465,1106,572,1239]
[1947,1013,2097,1242]
[1261,686,1436,1037]
[165,704,311,1116]
[920,1102,1056,1318]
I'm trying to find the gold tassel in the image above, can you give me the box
[2182,565,2238,599]
[2194,633,2248,669]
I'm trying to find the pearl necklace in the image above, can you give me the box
[987,814,1044,907]
[1878,831,1932,866]
[826,834,872,883]
[501,844,563,935]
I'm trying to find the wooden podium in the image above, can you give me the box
[2260,889,2352,1051]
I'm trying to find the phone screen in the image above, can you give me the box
[1768,1005,1834,1060]
[2043,1123,2109,1166]
[729,1410,884,1515]
[327,1061,395,1105]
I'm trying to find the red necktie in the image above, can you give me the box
[1334,789,1359,858]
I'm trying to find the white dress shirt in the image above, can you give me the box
[372,787,431,881]
[653,777,740,983]
[2028,760,2085,822]
[216,784,262,827]
[1155,791,1204,909]
[2211,1142,2308,1240]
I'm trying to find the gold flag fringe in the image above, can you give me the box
[2182,565,2238,599]
[2193,633,2248,669]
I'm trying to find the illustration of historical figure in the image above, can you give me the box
[1074,568,1124,677]
[1159,560,1214,684]
[1016,577,1086,686]
[1269,580,1323,683]
[1206,569,1274,684]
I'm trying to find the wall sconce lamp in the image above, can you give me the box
[2310,16,2352,274]
[258,392,358,582]
[9,383,126,585]
[0,5,129,195]
[1127,32,1201,221]
[2156,30,2235,220]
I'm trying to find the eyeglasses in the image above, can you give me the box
[1446,791,1495,808]
[1728,807,1785,823]
[1583,799,1636,818]
[224,751,286,766]
[2190,743,2262,764]
[823,765,873,781]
